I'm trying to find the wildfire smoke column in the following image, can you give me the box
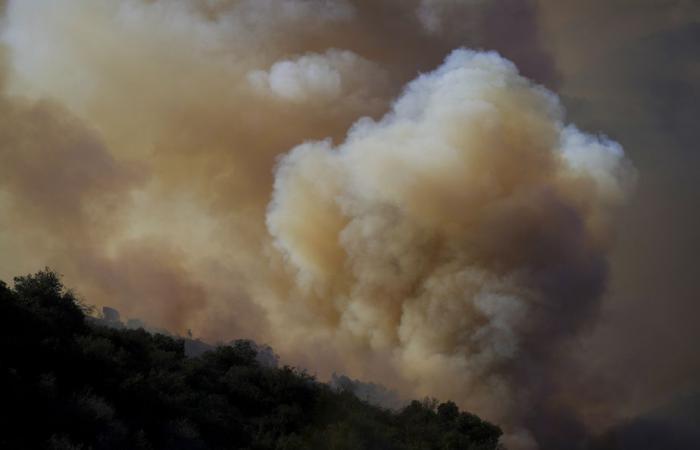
[266,49,633,448]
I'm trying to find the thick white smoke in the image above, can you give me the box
[0,1,637,447]
[266,49,632,446]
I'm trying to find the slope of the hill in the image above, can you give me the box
[0,269,502,450]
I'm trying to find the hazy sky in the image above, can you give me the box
[0,1,697,449]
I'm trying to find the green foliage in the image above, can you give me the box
[0,269,503,450]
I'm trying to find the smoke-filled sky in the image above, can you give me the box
[0,1,698,449]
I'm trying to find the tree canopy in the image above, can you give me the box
[0,269,502,450]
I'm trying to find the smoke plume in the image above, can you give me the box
[2,1,680,448]
[266,49,631,446]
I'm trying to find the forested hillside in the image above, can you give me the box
[0,269,502,450]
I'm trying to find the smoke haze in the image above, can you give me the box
[0,1,696,448]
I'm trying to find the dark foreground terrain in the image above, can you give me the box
[0,269,502,450]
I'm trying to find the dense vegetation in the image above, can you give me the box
[0,269,503,450]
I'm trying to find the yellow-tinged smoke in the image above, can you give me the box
[266,50,632,446]
[0,1,637,447]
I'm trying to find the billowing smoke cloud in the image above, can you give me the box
[0,0,558,337]
[266,49,631,446]
[0,0,392,338]
[248,49,388,106]
[0,0,668,448]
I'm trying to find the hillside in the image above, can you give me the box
[0,269,502,450]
